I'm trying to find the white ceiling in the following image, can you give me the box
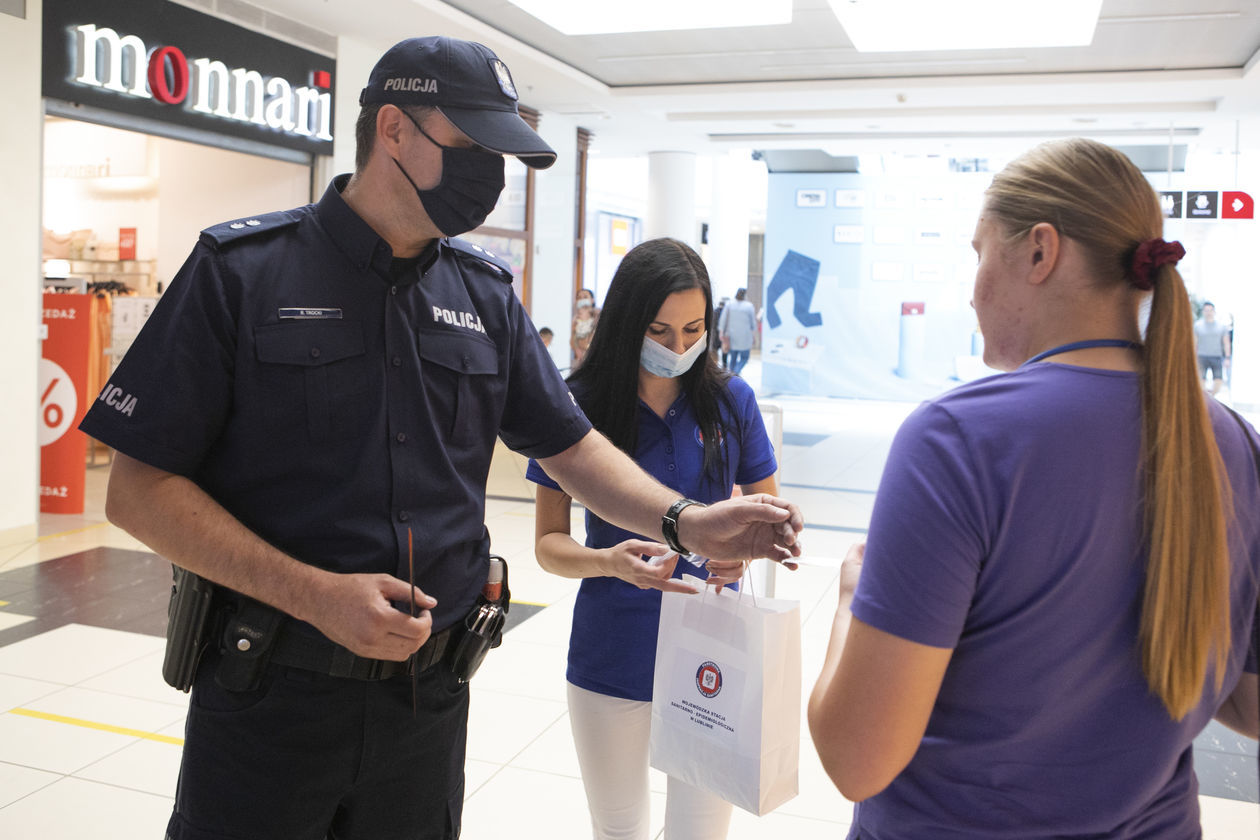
[241,0,1260,161]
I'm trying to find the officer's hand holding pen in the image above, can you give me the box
[304,570,436,661]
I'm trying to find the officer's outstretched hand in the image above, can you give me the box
[306,572,436,661]
[680,494,804,567]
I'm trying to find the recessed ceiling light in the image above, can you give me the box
[507,0,792,35]
[827,0,1102,51]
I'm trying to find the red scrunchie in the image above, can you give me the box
[1127,238,1185,290]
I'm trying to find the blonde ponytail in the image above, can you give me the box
[1139,261,1231,720]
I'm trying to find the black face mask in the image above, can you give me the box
[393,110,506,237]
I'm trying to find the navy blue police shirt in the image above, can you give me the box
[79,175,591,633]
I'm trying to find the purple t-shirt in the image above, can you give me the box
[850,363,1260,839]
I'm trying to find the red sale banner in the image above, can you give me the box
[40,293,92,514]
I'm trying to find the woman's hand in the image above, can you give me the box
[600,540,699,594]
[839,541,865,603]
[702,557,748,587]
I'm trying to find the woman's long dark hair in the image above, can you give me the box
[568,238,735,488]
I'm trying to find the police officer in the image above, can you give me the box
[79,36,802,840]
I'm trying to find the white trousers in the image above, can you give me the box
[566,682,734,840]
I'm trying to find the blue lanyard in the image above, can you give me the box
[1021,339,1142,367]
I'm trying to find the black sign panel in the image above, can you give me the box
[1186,191,1219,219]
[1159,191,1183,219]
[43,0,335,156]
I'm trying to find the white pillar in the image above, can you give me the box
[647,151,697,245]
[533,114,579,370]
[706,151,755,303]
[1,0,43,539]
[330,36,381,179]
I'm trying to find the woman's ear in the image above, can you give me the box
[1026,222,1060,285]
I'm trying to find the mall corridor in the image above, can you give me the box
[1,360,1257,838]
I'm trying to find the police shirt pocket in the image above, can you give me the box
[416,328,499,448]
[255,321,366,442]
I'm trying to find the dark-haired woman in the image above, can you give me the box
[527,238,784,840]
[808,137,1260,838]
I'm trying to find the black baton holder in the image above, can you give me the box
[448,555,510,683]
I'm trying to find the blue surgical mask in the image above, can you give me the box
[641,331,707,378]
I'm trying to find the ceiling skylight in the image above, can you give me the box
[505,0,792,35]
[827,0,1102,52]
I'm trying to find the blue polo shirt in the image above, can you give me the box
[526,375,776,700]
[80,175,591,632]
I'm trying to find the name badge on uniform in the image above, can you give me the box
[278,307,343,320]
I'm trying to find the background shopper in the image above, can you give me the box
[718,287,756,375]
[1194,301,1232,394]
[572,286,600,366]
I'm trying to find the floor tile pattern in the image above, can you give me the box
[2,359,1257,838]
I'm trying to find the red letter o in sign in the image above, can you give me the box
[147,46,189,104]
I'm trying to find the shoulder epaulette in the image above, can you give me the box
[200,210,301,248]
[446,237,515,282]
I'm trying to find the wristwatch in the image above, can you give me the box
[662,498,705,555]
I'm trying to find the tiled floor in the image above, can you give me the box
[1,358,1257,839]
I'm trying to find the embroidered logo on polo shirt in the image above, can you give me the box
[432,306,486,334]
[694,426,724,448]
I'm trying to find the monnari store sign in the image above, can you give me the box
[43,0,336,157]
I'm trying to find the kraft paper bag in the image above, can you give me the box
[649,578,801,816]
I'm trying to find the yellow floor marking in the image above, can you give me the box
[10,708,184,746]
[38,522,109,541]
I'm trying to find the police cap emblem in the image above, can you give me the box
[490,59,518,100]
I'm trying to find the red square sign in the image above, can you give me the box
[1222,191,1254,219]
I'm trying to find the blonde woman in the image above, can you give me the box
[809,138,1260,838]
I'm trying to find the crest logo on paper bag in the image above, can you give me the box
[696,661,723,698]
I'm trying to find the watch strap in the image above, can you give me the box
[662,498,704,555]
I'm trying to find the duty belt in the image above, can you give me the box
[269,623,456,680]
